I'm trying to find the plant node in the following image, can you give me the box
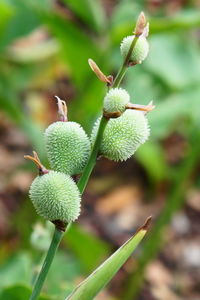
[52,220,67,232]
[103,110,122,119]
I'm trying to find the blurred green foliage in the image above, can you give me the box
[1,0,200,299]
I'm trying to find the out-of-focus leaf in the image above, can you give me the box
[0,2,14,34]
[29,0,53,12]
[145,34,200,90]
[124,66,164,105]
[45,251,81,299]
[7,39,59,63]
[66,220,149,300]
[63,0,106,33]
[111,1,141,29]
[43,13,100,88]
[0,0,41,51]
[0,93,45,157]
[136,141,168,182]
[0,69,45,157]
[0,252,32,289]
[70,74,107,131]
[111,9,200,44]
[0,284,51,300]
[149,87,200,139]
[150,10,200,33]
[20,119,45,158]
[65,224,111,273]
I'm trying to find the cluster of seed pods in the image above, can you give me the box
[26,23,154,226]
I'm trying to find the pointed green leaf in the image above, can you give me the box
[65,224,111,273]
[66,218,151,300]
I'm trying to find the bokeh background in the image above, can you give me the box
[1,0,200,299]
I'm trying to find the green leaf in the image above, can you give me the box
[150,10,200,33]
[0,1,14,35]
[136,141,168,182]
[0,0,41,51]
[43,13,100,88]
[111,1,141,29]
[145,34,200,90]
[124,66,164,105]
[0,252,32,289]
[66,218,151,300]
[111,9,200,44]
[64,224,111,273]
[45,251,81,299]
[149,87,200,139]
[0,92,45,158]
[69,75,107,131]
[63,0,106,33]
[0,69,45,157]
[0,284,51,300]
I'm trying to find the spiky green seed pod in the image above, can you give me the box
[103,88,130,114]
[29,171,81,223]
[120,35,149,64]
[45,122,90,176]
[91,110,150,161]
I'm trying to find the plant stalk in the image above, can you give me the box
[29,31,140,300]
[77,116,108,194]
[77,36,140,194]
[29,226,65,300]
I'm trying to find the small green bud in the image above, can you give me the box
[29,171,81,223]
[91,110,150,161]
[120,35,149,64]
[45,121,90,176]
[103,88,130,114]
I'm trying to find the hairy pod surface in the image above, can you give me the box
[120,35,149,64]
[91,110,150,161]
[45,121,90,176]
[103,88,130,113]
[29,171,81,223]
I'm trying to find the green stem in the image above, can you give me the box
[77,36,140,194]
[29,116,109,300]
[123,128,200,300]
[113,36,139,88]
[77,116,108,194]
[29,225,69,300]
[29,31,141,300]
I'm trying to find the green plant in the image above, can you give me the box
[25,12,154,300]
